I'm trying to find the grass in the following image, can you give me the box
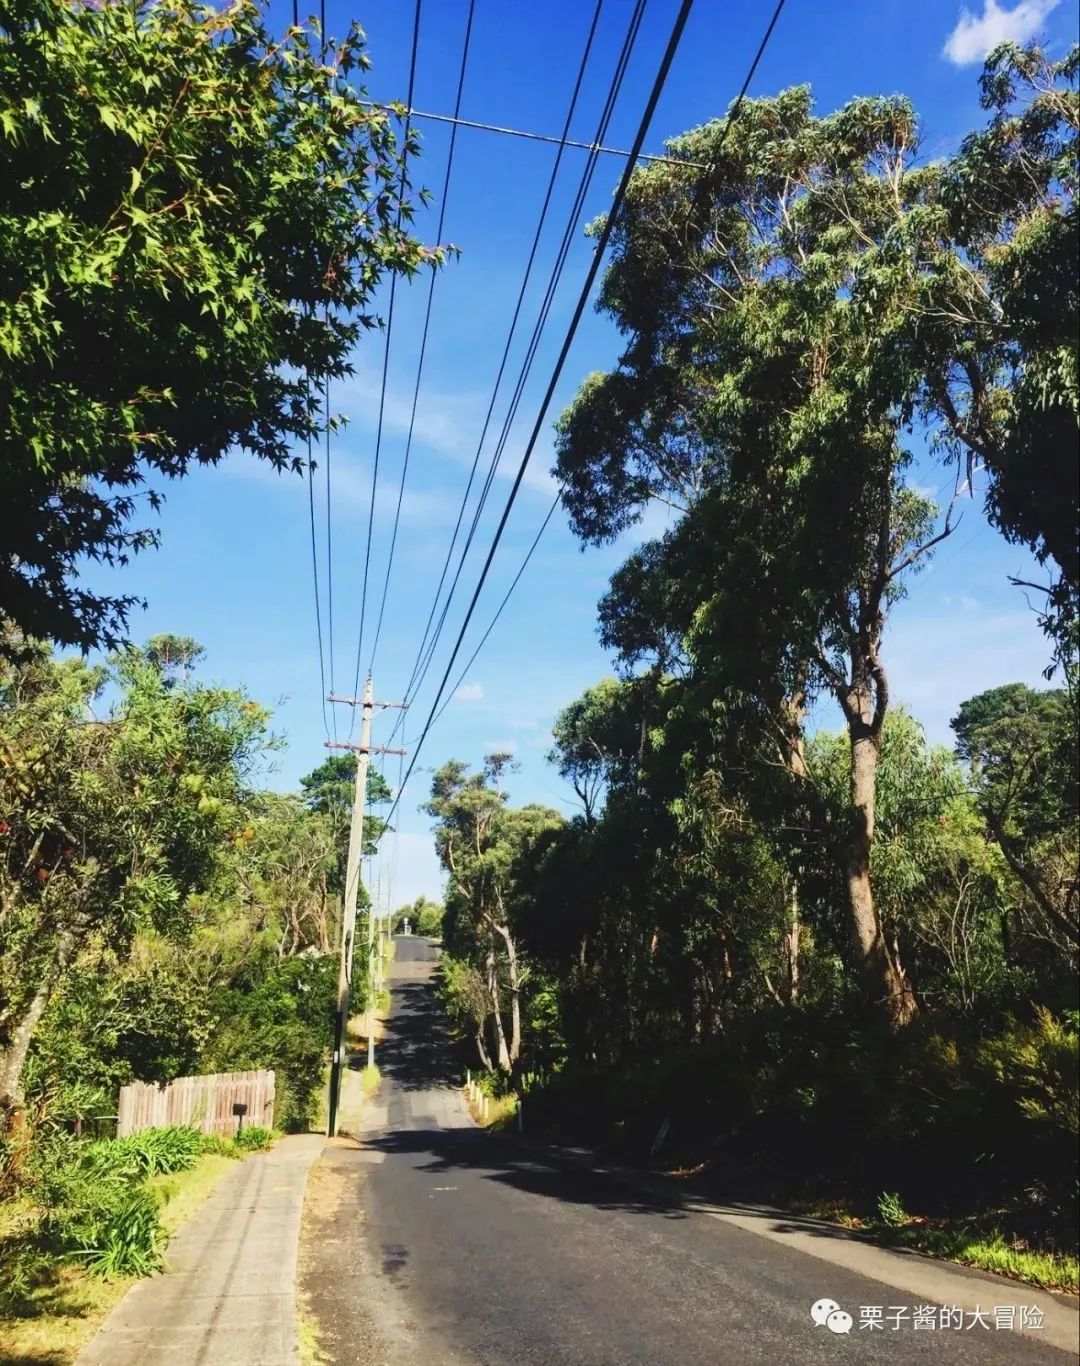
[152,1152,238,1235]
[296,1295,327,1366]
[360,1064,381,1097]
[789,1194,1080,1293]
[873,1223,1079,1293]
[0,1148,245,1365]
[466,1086,519,1131]
[311,1063,332,1136]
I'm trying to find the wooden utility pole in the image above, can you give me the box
[324,680,406,1138]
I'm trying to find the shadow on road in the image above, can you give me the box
[373,941,942,1251]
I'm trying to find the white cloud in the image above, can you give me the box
[942,0,1060,65]
[335,372,483,460]
[454,681,485,702]
[482,738,518,755]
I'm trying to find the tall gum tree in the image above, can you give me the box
[554,85,986,1025]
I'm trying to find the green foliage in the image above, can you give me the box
[0,0,439,650]
[426,758,563,1072]
[73,1187,165,1280]
[300,753,392,890]
[232,1125,273,1152]
[202,950,337,1133]
[18,1130,169,1283]
[408,895,445,938]
[976,1008,1080,1135]
[1,641,273,1104]
[876,1191,908,1227]
[87,1125,209,1180]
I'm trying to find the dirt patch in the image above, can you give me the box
[298,1145,380,1366]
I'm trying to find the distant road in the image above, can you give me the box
[302,937,1076,1365]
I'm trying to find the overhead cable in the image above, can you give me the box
[348,0,423,714]
[366,0,477,679]
[409,0,793,755]
[391,0,639,737]
[385,0,697,827]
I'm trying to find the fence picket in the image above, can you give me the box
[116,1068,275,1137]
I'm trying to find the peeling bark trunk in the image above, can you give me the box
[784,879,801,1004]
[843,693,916,1027]
[486,944,511,1072]
[493,922,522,1066]
[474,1027,493,1072]
[0,931,73,1106]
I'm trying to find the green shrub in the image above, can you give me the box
[71,1187,166,1279]
[8,1127,214,1287]
[975,1007,1080,1134]
[87,1125,208,1180]
[233,1125,274,1151]
[877,1191,909,1227]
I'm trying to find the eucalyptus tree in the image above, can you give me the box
[894,44,1078,595]
[556,84,969,1023]
[0,0,439,650]
[425,757,562,1071]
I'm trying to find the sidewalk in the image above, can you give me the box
[77,1133,324,1366]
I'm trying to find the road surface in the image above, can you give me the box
[301,937,1077,1366]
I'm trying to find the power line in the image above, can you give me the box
[349,0,423,713]
[357,101,704,168]
[386,0,698,828]
[392,0,643,738]
[367,0,477,678]
[306,385,331,739]
[389,0,612,734]
[407,0,792,756]
[292,0,329,738]
[427,493,562,736]
[324,370,337,740]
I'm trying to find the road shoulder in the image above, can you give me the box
[76,1133,323,1366]
[513,1136,1080,1356]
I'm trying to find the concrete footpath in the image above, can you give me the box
[77,1133,323,1366]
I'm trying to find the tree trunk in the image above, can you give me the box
[494,922,522,1066]
[486,945,511,1071]
[474,1027,493,1072]
[0,932,73,1106]
[783,878,801,1004]
[843,705,915,1027]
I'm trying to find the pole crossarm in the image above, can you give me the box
[323,741,406,756]
[327,694,409,709]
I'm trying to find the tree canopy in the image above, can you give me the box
[0,0,438,650]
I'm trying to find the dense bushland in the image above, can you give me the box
[1,634,387,1134]
[430,42,1079,1270]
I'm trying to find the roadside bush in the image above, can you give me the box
[69,1186,166,1279]
[87,1125,208,1180]
[525,1002,1080,1247]
[1,1123,237,1303]
[232,1125,274,1151]
[202,952,336,1132]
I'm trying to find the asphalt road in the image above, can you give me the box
[301,937,1077,1366]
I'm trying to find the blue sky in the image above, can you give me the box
[78,0,1077,910]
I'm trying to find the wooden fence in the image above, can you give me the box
[116,1069,275,1138]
